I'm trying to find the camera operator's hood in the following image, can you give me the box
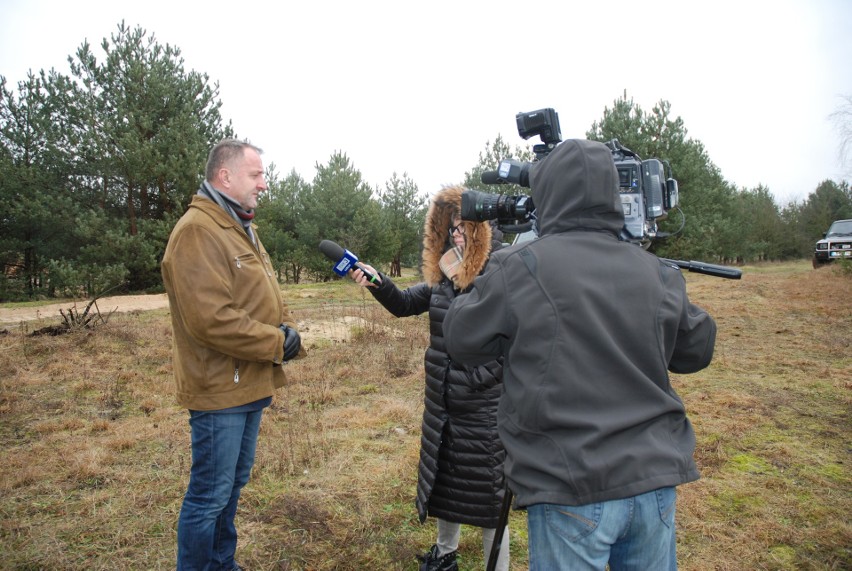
[530,139,623,237]
[422,184,492,289]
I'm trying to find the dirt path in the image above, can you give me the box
[0,293,367,346]
[0,294,170,327]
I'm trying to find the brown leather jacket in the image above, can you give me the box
[162,195,300,410]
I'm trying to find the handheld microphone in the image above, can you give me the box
[318,240,379,284]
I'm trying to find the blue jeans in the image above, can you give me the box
[527,487,678,571]
[176,408,264,571]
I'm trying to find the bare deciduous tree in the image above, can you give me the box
[830,94,852,178]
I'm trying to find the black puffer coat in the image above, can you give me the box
[368,185,506,527]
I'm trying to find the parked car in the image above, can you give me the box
[813,219,852,268]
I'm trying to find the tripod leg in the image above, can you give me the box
[486,485,513,571]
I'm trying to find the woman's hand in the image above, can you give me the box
[348,263,381,287]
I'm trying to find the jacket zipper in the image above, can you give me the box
[234,364,240,384]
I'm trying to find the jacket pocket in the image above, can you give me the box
[232,252,269,295]
[233,252,255,269]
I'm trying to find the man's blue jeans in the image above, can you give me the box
[177,408,263,571]
[527,487,678,571]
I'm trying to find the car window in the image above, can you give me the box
[827,220,852,236]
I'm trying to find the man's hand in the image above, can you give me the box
[279,324,302,362]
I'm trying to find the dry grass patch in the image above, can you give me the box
[0,263,849,569]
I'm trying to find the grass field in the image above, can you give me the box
[0,260,849,570]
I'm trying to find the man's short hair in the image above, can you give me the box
[205,139,263,181]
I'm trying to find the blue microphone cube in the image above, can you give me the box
[332,250,359,276]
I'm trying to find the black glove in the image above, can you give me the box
[279,324,301,362]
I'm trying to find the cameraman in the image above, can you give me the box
[443,139,716,570]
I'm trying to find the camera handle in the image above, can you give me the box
[663,258,742,279]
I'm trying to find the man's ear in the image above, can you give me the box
[218,168,231,187]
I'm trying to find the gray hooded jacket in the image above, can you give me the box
[443,139,716,507]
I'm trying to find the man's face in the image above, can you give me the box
[221,148,267,210]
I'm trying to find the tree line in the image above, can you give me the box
[1,23,850,302]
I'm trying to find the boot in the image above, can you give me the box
[417,544,458,571]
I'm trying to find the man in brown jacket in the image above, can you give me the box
[162,139,304,570]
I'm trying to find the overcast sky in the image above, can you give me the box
[2,0,851,206]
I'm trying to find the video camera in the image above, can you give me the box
[460,107,681,248]
[607,138,680,246]
[461,107,741,279]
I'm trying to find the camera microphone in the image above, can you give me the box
[481,170,504,185]
[318,240,379,284]
[480,159,531,188]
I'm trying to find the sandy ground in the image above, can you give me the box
[0,294,170,326]
[0,293,368,346]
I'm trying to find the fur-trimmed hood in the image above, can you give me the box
[421,185,492,289]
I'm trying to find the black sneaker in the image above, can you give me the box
[416,544,458,571]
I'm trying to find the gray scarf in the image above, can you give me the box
[197,181,256,246]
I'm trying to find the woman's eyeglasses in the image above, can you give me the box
[448,224,466,237]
